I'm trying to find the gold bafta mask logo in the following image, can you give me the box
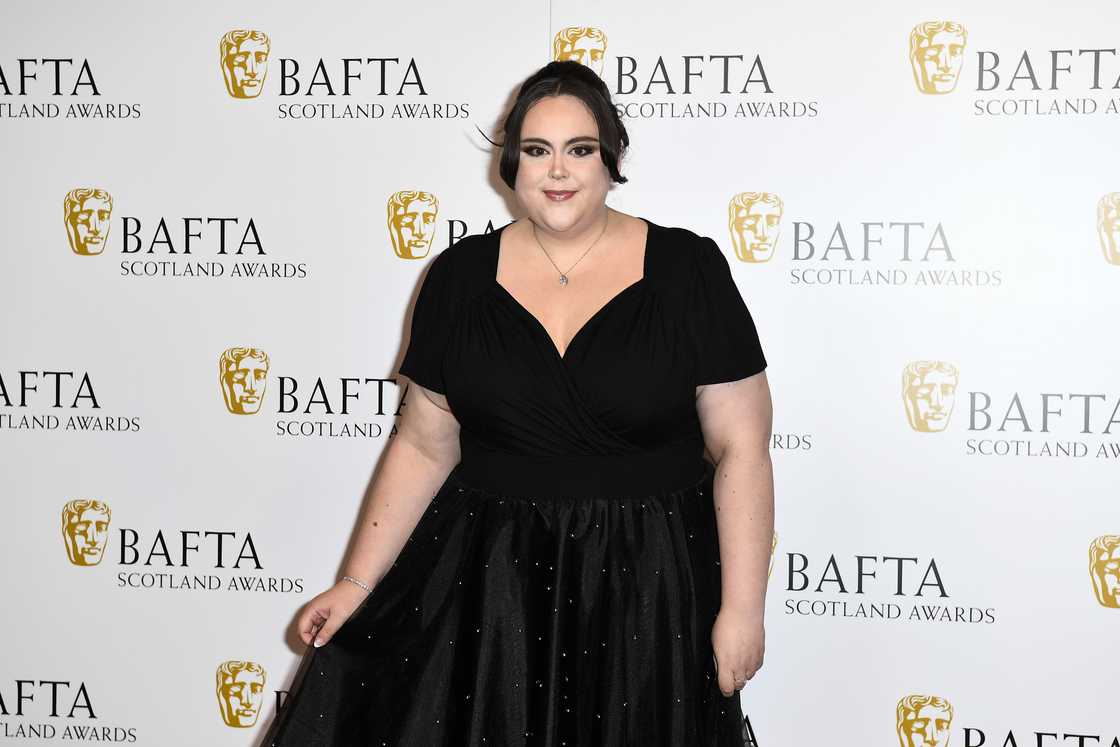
[909,22,968,95]
[553,27,608,77]
[728,192,783,263]
[1089,535,1120,609]
[63,188,113,255]
[61,499,111,566]
[220,30,271,99]
[215,660,266,728]
[1096,193,1120,265]
[219,347,270,415]
[387,190,439,259]
[897,694,954,747]
[903,361,959,433]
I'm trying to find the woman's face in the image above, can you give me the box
[514,94,612,235]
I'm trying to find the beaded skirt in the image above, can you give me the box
[261,454,754,746]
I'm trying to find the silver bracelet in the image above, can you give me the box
[341,574,372,593]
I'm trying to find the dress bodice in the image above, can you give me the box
[397,218,767,497]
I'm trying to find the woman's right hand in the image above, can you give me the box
[297,580,372,648]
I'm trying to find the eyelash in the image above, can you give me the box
[521,145,597,157]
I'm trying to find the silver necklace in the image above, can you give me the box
[530,212,610,286]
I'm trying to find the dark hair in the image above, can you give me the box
[486,60,630,190]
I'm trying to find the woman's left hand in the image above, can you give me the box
[711,606,765,697]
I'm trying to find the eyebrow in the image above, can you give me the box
[520,136,599,147]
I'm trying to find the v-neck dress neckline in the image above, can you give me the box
[489,217,653,363]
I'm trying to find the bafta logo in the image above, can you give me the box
[63,188,113,255]
[897,694,954,747]
[219,347,270,415]
[215,661,266,728]
[220,30,271,99]
[553,27,608,77]
[1090,535,1120,609]
[1097,193,1120,265]
[388,190,439,259]
[728,192,783,263]
[909,22,968,95]
[61,499,111,567]
[903,361,959,433]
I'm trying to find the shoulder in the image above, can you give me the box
[417,225,502,297]
[645,219,723,282]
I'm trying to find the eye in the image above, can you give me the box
[522,146,547,157]
[571,145,596,156]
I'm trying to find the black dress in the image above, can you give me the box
[263,217,768,746]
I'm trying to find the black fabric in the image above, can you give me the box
[263,218,767,746]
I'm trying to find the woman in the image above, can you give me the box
[263,60,774,746]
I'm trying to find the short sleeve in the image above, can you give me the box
[397,250,453,394]
[687,237,767,385]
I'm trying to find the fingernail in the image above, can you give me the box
[313,638,323,648]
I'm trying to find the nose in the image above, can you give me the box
[929,387,943,409]
[246,57,258,77]
[549,153,568,180]
[245,375,260,394]
[936,49,952,72]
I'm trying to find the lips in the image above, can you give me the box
[544,190,576,202]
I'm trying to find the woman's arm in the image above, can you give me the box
[341,382,461,588]
[298,381,460,646]
[695,370,774,694]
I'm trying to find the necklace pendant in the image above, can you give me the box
[558,274,568,286]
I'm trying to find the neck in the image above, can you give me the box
[529,207,611,261]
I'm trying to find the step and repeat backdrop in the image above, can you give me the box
[2,0,1117,744]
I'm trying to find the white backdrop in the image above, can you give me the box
[2,1,1117,744]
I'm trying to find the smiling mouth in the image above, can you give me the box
[544,190,576,201]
